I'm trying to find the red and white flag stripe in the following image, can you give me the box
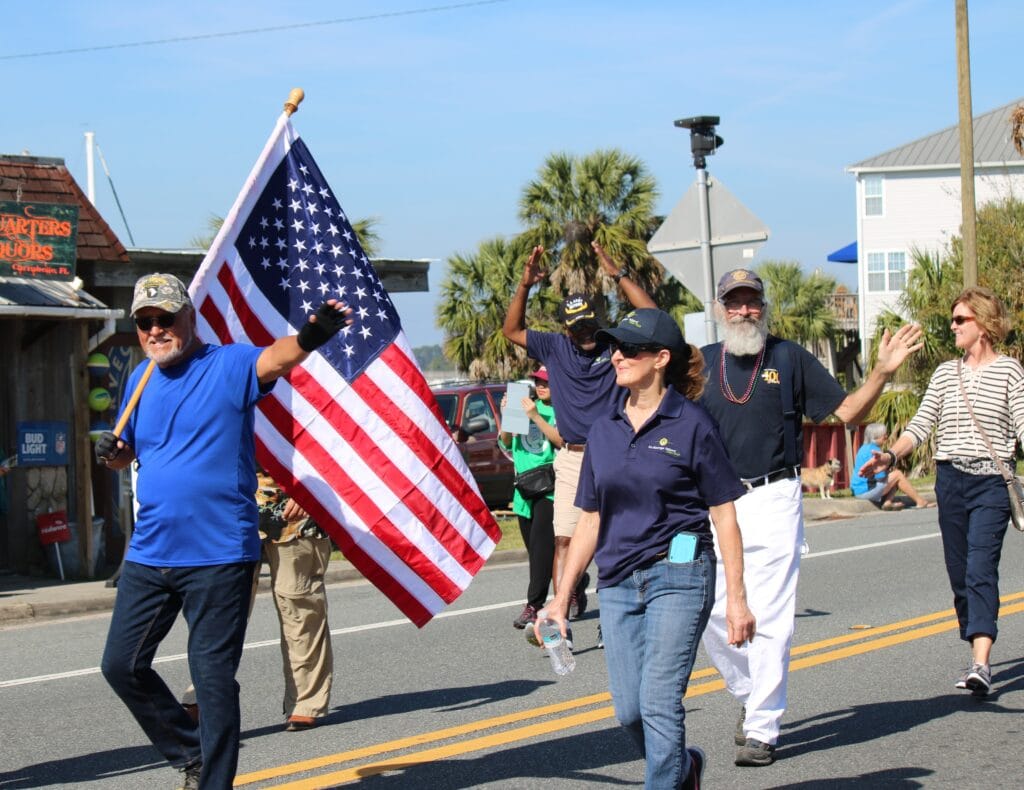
[188,113,500,627]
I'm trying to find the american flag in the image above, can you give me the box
[189,112,501,627]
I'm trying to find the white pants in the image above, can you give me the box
[703,477,803,746]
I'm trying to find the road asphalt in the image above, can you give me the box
[0,492,920,625]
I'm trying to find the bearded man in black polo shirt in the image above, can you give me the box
[698,269,923,767]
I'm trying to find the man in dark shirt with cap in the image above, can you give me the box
[503,242,656,619]
[698,268,922,767]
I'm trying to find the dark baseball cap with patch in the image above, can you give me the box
[716,269,764,300]
[558,293,598,328]
[595,308,684,353]
[131,273,193,316]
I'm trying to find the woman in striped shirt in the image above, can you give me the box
[860,286,1024,697]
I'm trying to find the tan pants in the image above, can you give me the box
[265,535,334,719]
[553,446,585,538]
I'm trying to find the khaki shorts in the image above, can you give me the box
[553,445,585,538]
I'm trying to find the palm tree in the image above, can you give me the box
[518,149,663,321]
[436,236,560,379]
[757,261,837,345]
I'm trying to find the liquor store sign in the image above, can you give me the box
[0,201,79,280]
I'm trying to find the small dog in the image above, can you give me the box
[801,458,842,499]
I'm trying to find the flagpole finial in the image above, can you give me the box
[284,88,305,117]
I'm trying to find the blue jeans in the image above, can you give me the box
[935,463,1011,643]
[101,560,256,790]
[598,550,715,790]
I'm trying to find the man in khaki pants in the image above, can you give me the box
[257,471,334,731]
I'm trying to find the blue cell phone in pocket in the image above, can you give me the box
[667,532,699,563]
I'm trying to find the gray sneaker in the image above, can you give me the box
[177,762,201,790]
[734,705,746,746]
[735,738,776,767]
[954,666,970,690]
[964,663,991,696]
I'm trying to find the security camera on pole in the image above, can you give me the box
[648,116,769,344]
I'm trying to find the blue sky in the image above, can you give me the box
[3,0,1022,346]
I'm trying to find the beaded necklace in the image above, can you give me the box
[719,342,767,404]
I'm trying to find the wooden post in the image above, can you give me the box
[955,0,978,287]
[72,323,94,577]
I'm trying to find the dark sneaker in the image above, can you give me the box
[596,623,604,649]
[178,762,201,790]
[735,738,776,767]
[513,604,537,630]
[734,705,746,746]
[965,663,991,696]
[682,745,705,789]
[569,572,590,620]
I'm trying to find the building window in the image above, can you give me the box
[866,250,906,292]
[887,251,906,290]
[864,175,883,216]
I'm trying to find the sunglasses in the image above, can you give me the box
[951,315,975,326]
[611,342,663,358]
[134,314,177,331]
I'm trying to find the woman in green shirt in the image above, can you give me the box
[500,367,563,629]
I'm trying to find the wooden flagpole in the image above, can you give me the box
[112,359,155,437]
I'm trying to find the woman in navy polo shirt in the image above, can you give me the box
[541,308,755,790]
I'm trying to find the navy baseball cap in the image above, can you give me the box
[595,308,684,352]
[558,293,598,328]
[717,269,764,300]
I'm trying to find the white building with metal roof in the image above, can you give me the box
[846,97,1024,348]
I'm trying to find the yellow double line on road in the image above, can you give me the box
[235,591,1024,788]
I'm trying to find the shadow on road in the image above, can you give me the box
[0,746,166,789]
[765,658,1024,787]
[339,678,559,719]
[763,766,933,788]
[345,726,641,788]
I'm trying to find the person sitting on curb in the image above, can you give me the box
[851,423,934,511]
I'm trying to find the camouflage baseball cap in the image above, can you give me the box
[131,273,193,316]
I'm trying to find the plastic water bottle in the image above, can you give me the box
[537,616,575,675]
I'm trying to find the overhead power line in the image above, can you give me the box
[0,0,511,61]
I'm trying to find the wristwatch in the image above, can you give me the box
[612,269,627,284]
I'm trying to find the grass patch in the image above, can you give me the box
[494,514,524,551]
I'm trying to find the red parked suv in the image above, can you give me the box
[430,380,514,510]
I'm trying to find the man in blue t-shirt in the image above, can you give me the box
[503,242,655,621]
[95,273,348,790]
[698,269,923,768]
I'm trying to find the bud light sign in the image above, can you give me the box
[17,421,69,466]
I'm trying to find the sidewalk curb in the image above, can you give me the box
[0,548,531,625]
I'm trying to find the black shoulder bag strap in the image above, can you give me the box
[776,339,799,468]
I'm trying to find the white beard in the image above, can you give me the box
[716,309,768,357]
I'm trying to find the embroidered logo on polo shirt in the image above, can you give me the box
[647,436,680,457]
[761,368,780,385]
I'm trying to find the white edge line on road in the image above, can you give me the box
[0,532,941,689]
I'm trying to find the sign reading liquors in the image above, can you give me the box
[17,421,70,466]
[0,201,79,280]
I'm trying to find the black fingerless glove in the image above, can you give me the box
[297,303,347,352]
[95,431,121,464]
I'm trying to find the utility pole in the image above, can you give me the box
[955,0,978,287]
[674,116,724,343]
